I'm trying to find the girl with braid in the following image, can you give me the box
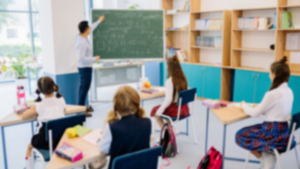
[20,76,66,169]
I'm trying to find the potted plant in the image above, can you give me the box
[6,54,35,90]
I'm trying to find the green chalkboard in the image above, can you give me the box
[91,9,164,60]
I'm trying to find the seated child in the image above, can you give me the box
[151,56,189,130]
[90,85,151,169]
[235,57,296,169]
[21,76,66,169]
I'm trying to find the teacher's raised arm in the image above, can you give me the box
[75,15,105,117]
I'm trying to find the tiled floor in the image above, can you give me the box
[0,82,300,169]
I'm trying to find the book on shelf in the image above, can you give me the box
[166,9,179,14]
[273,12,277,29]
[186,1,190,12]
[166,47,180,58]
[281,11,294,29]
[196,36,223,47]
[176,50,188,62]
[167,26,189,30]
[237,17,273,30]
[195,19,223,30]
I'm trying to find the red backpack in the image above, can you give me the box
[160,123,177,157]
[198,147,222,169]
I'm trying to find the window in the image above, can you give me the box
[0,0,40,82]
[7,29,17,38]
[0,0,39,57]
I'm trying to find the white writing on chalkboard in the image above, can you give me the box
[92,10,164,59]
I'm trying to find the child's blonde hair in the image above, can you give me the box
[105,86,146,123]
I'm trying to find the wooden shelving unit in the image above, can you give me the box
[276,0,300,73]
[231,8,277,70]
[189,10,231,65]
[161,0,300,102]
[162,0,190,59]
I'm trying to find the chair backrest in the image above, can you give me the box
[45,114,86,141]
[112,147,163,169]
[177,88,197,106]
[286,112,300,152]
[289,112,300,134]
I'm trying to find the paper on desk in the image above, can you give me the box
[74,125,92,137]
[156,87,165,92]
[286,33,299,50]
[291,52,300,64]
[82,129,102,146]
[228,103,241,108]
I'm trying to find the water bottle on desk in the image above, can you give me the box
[17,86,26,106]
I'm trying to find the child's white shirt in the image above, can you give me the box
[36,97,66,123]
[242,82,294,122]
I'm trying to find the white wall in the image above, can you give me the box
[40,0,85,75]
[40,0,56,74]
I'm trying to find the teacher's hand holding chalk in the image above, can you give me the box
[99,15,105,22]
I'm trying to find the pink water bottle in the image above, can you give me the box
[17,86,26,105]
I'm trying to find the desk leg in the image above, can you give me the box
[1,126,8,169]
[27,66,32,95]
[186,118,189,136]
[222,125,227,169]
[31,121,34,136]
[205,108,209,154]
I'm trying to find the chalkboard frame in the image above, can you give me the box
[90,9,165,61]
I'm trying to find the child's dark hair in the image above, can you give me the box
[35,76,62,102]
[270,56,290,91]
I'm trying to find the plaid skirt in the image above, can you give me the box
[235,122,295,151]
[150,103,190,118]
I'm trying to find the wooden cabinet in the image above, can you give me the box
[233,70,271,103]
[289,76,300,115]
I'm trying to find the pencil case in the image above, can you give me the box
[202,99,221,109]
[55,142,83,162]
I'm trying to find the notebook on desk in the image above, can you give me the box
[82,129,102,146]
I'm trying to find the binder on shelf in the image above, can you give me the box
[281,11,294,29]
[196,36,223,47]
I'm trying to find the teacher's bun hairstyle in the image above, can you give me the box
[270,56,290,91]
[78,21,89,34]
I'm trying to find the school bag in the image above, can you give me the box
[160,123,177,157]
[198,146,222,169]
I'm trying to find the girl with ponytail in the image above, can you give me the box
[21,76,66,169]
[89,86,151,169]
[235,56,295,169]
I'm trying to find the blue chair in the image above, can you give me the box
[112,147,163,169]
[31,114,86,168]
[244,112,300,169]
[155,88,198,152]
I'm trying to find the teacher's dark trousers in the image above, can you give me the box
[78,68,92,106]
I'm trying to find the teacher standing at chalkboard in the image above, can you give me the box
[76,15,105,117]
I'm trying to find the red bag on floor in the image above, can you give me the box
[198,147,222,169]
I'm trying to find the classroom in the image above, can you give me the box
[0,0,300,169]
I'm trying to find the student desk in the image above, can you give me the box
[90,63,144,103]
[0,105,86,169]
[140,87,165,101]
[47,132,100,169]
[204,106,259,169]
